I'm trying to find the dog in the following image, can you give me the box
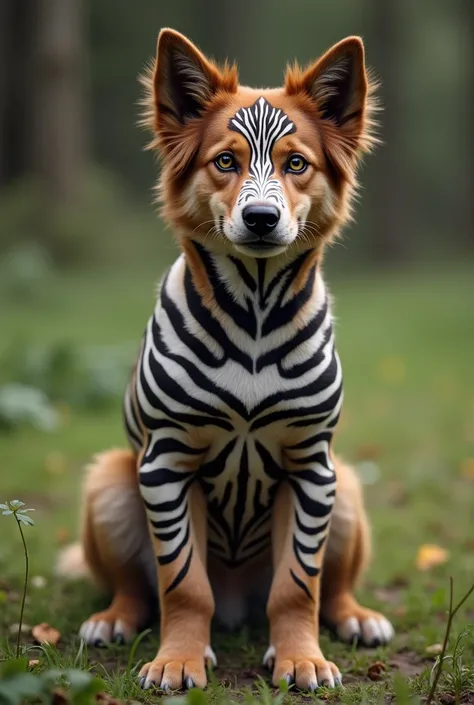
[57,29,394,692]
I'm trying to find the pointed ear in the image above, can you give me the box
[288,37,368,127]
[154,29,235,125]
[285,37,378,178]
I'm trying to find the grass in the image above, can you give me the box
[1,258,474,703]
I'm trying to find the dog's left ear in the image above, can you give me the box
[287,37,367,127]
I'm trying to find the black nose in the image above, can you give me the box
[242,205,280,237]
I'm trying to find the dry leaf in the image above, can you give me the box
[355,443,382,461]
[32,622,61,646]
[95,695,121,705]
[425,643,443,655]
[377,355,406,385]
[460,457,474,481]
[52,689,68,705]
[44,451,68,476]
[416,544,449,571]
[56,527,71,544]
[28,660,40,669]
[367,661,386,681]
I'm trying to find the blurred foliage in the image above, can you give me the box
[0,341,135,432]
[0,168,160,270]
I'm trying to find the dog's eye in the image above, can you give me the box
[286,154,308,174]
[214,152,236,172]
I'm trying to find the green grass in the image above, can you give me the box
[1,260,474,704]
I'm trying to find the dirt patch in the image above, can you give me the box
[387,650,426,679]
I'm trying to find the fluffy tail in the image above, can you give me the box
[56,541,91,580]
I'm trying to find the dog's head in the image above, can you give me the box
[141,29,378,258]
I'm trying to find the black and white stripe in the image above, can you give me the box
[229,97,296,208]
[124,242,342,597]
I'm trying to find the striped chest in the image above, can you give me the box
[125,247,343,567]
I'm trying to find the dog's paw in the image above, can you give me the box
[264,645,342,691]
[138,646,216,691]
[79,610,138,646]
[336,610,394,647]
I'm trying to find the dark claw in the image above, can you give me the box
[369,638,381,648]
[113,633,125,645]
[334,676,343,687]
[185,677,195,689]
[94,639,105,648]
[138,676,146,689]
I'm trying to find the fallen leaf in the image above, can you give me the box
[32,622,61,646]
[416,544,449,571]
[377,355,406,385]
[386,482,408,506]
[28,660,40,669]
[355,443,382,461]
[52,689,68,705]
[460,457,474,481]
[95,695,121,704]
[44,451,68,476]
[55,527,71,544]
[425,643,443,655]
[367,661,386,681]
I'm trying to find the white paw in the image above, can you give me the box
[337,615,394,646]
[79,618,136,646]
[262,644,275,670]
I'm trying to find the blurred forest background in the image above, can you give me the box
[0,1,473,489]
[0,0,472,270]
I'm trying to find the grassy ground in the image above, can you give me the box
[1,260,474,704]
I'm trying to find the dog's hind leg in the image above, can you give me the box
[58,449,155,645]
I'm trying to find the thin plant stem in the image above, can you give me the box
[15,516,29,660]
[427,577,474,705]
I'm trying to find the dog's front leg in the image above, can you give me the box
[265,450,342,691]
[137,433,215,691]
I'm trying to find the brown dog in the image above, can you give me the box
[58,29,393,692]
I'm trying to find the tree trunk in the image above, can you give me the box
[369,0,410,263]
[0,0,37,187]
[32,0,87,206]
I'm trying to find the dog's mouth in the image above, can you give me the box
[234,240,287,257]
[241,241,281,250]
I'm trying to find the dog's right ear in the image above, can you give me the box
[140,29,238,174]
[155,29,228,125]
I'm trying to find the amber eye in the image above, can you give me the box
[287,154,308,174]
[214,152,236,172]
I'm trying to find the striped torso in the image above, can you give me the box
[124,244,343,570]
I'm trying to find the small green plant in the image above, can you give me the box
[427,576,474,704]
[0,500,35,659]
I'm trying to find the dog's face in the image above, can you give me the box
[142,30,377,258]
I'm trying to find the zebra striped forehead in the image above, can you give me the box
[229,97,296,206]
